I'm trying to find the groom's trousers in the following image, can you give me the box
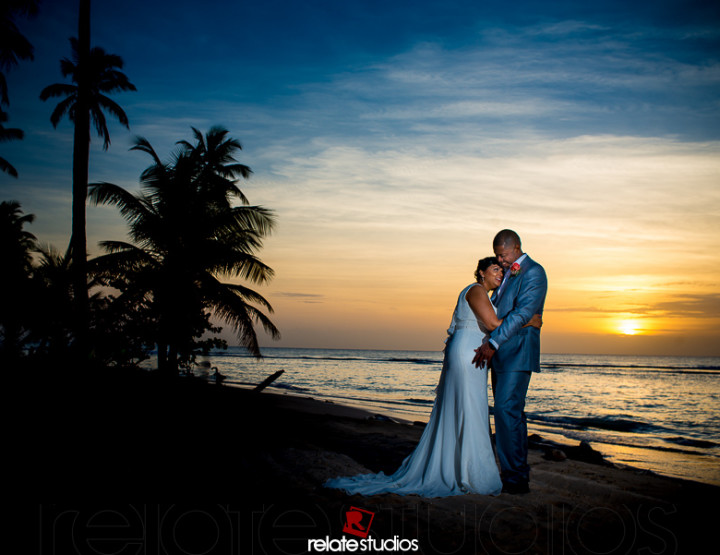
[491,369,532,485]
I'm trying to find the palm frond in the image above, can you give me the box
[227,205,276,237]
[0,74,7,105]
[96,95,130,128]
[96,240,144,254]
[203,276,280,357]
[67,37,80,63]
[89,182,151,227]
[0,126,23,142]
[223,162,253,180]
[97,70,136,94]
[131,136,163,166]
[59,57,76,78]
[34,242,70,270]
[47,96,76,127]
[0,156,18,177]
[39,83,76,101]
[220,282,275,311]
[89,104,110,149]
[0,17,34,73]
[191,126,205,147]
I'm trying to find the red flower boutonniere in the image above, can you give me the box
[510,262,522,277]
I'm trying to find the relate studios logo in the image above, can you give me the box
[307,506,419,552]
[343,507,374,538]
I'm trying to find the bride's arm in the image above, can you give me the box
[466,285,502,331]
[467,286,543,331]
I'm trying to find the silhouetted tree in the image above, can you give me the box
[0,0,39,177]
[0,200,37,362]
[39,0,135,364]
[27,243,75,360]
[89,127,279,375]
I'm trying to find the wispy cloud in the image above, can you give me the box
[275,292,326,304]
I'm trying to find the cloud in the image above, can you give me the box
[281,20,720,143]
[548,293,720,319]
[258,134,720,232]
[651,293,720,319]
[275,292,326,304]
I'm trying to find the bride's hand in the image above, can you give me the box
[524,314,543,329]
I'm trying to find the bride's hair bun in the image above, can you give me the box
[475,256,500,282]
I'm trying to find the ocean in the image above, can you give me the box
[189,347,720,486]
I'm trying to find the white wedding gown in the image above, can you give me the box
[324,283,502,497]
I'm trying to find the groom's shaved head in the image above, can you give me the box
[493,229,522,250]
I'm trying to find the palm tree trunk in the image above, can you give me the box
[70,102,90,364]
[70,0,91,366]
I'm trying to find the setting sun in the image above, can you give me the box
[617,319,642,336]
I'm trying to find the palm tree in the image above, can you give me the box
[89,127,279,374]
[39,0,135,363]
[0,200,37,362]
[27,243,75,360]
[0,0,39,177]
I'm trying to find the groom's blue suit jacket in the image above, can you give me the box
[490,255,548,373]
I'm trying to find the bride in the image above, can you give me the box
[324,257,542,497]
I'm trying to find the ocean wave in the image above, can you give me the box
[663,436,720,449]
[547,429,720,458]
[527,413,665,434]
[271,383,310,392]
[280,355,369,362]
[540,362,720,374]
[387,357,439,365]
[204,348,719,374]
[405,398,434,405]
[218,352,442,366]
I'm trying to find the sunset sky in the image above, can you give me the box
[2,0,719,356]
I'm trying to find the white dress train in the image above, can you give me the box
[323,283,502,497]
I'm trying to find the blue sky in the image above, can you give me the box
[2,0,720,354]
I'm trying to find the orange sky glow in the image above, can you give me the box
[232,137,720,356]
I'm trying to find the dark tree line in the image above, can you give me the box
[1,1,279,374]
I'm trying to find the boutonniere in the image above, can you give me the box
[510,262,522,277]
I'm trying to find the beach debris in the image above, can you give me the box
[368,414,400,423]
[253,369,285,393]
[211,367,226,384]
[544,448,568,462]
[529,434,611,466]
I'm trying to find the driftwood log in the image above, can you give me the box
[253,370,285,393]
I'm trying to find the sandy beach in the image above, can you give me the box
[26,367,717,554]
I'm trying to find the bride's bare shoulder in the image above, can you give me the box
[465,283,489,303]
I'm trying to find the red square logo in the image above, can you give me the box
[342,507,375,538]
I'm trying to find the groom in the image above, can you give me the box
[473,229,547,494]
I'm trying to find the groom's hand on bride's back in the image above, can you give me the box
[523,314,543,329]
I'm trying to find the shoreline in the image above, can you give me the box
[232,381,720,488]
[205,346,720,490]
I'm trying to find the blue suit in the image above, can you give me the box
[489,254,547,485]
